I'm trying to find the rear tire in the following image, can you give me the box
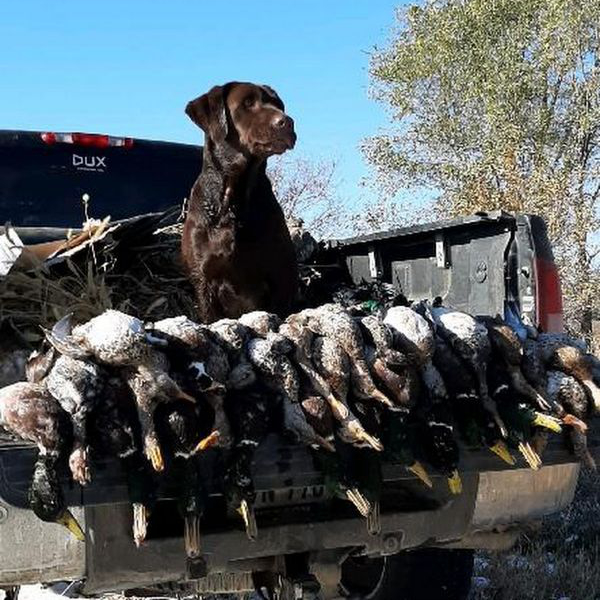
[340,548,474,600]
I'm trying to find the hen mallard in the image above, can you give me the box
[310,334,383,451]
[293,304,393,408]
[245,334,333,452]
[0,381,84,540]
[548,345,600,414]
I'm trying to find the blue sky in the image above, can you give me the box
[0,0,405,208]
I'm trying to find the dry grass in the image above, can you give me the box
[470,470,600,600]
[0,216,196,348]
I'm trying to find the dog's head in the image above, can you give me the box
[185,82,296,158]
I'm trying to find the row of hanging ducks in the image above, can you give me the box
[0,299,598,561]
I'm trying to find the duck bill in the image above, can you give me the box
[407,461,433,488]
[184,514,202,558]
[56,509,85,542]
[532,412,562,433]
[447,470,463,495]
[192,430,221,454]
[146,442,165,472]
[489,441,516,466]
[132,503,148,548]
[238,499,258,541]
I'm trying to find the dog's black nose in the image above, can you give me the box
[273,114,294,131]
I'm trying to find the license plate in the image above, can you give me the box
[254,485,328,508]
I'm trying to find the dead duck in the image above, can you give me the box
[0,381,84,540]
[358,315,407,368]
[546,370,595,470]
[44,310,167,366]
[124,349,196,472]
[238,311,282,337]
[482,318,550,411]
[245,334,334,452]
[45,311,194,472]
[488,363,562,470]
[418,363,463,495]
[422,301,507,439]
[548,345,600,414]
[45,355,106,485]
[155,400,211,559]
[209,318,257,391]
[433,336,514,466]
[310,334,383,451]
[383,306,435,366]
[293,304,393,408]
[224,381,276,540]
[149,316,232,450]
[88,375,156,547]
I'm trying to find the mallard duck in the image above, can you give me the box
[149,316,232,450]
[482,318,550,411]
[224,381,275,540]
[238,311,282,337]
[45,355,106,485]
[294,304,393,408]
[44,310,167,366]
[382,409,432,488]
[124,349,196,472]
[433,336,514,466]
[546,370,595,470]
[245,334,334,452]
[209,318,256,390]
[488,363,562,470]
[155,400,211,560]
[358,316,407,368]
[88,375,155,547]
[310,334,383,451]
[424,302,507,438]
[45,311,194,472]
[420,402,462,495]
[383,306,435,366]
[0,381,84,540]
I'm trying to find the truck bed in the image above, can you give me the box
[0,209,586,592]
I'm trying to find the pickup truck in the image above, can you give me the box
[0,129,587,600]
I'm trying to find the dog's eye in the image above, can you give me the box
[243,96,256,109]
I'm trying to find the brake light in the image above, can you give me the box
[534,257,564,332]
[41,132,133,148]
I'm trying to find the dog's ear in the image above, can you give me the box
[260,85,285,111]
[185,85,228,142]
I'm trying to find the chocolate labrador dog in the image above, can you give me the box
[182,82,299,323]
